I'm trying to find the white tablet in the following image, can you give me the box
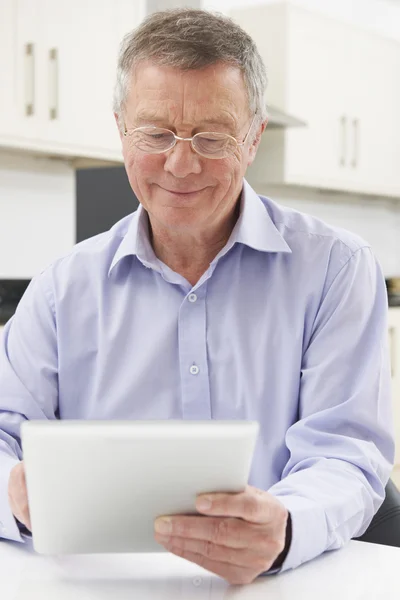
[21,420,259,555]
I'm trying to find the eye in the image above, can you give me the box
[196,135,229,149]
[145,132,170,140]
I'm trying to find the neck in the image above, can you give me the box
[148,202,240,286]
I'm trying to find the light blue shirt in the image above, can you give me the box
[0,179,394,572]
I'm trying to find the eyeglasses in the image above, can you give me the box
[122,114,257,160]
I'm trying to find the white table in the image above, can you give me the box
[1,538,400,600]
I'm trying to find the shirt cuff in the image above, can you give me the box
[0,452,25,543]
[259,512,292,576]
[270,494,328,572]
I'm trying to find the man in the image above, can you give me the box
[0,8,394,585]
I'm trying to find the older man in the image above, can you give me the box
[0,8,394,585]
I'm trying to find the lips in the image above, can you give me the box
[164,188,202,194]
[156,184,204,195]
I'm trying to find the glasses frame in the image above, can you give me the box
[122,113,258,159]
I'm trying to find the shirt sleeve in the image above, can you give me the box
[0,273,58,542]
[268,246,395,573]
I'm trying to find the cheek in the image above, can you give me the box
[124,148,165,187]
[215,153,244,185]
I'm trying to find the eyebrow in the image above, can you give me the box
[135,113,236,130]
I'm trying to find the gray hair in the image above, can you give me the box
[113,8,268,131]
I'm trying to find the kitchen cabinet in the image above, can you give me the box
[0,0,145,164]
[346,30,400,198]
[389,308,400,489]
[0,1,20,140]
[231,2,400,199]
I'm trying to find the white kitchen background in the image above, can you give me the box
[1,0,400,483]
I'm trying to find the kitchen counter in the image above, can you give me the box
[1,538,400,600]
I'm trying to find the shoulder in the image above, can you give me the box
[256,194,378,294]
[34,213,135,297]
[260,195,370,257]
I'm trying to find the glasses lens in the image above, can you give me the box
[128,128,175,153]
[193,132,236,159]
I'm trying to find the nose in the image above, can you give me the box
[163,139,202,178]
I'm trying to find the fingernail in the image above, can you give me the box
[196,496,212,511]
[155,517,172,535]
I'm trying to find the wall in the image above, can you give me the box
[147,0,202,11]
[0,151,75,279]
[203,0,400,40]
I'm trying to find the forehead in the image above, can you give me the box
[126,61,249,126]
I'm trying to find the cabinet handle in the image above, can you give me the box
[24,43,35,116]
[339,115,347,166]
[389,326,396,378]
[49,48,59,120]
[351,118,359,168]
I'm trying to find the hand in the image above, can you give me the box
[154,485,288,585]
[8,461,31,532]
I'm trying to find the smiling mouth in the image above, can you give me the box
[159,185,204,195]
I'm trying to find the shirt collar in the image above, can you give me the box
[108,204,159,277]
[224,179,292,255]
[108,178,291,277]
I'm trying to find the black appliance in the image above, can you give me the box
[76,166,139,243]
[0,280,31,325]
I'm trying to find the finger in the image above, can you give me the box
[11,494,32,531]
[165,545,258,585]
[155,515,269,550]
[19,505,32,532]
[8,498,32,531]
[8,465,31,531]
[155,533,273,572]
[196,486,285,525]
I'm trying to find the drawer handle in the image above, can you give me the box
[24,43,35,117]
[351,118,359,168]
[339,115,347,167]
[49,48,59,120]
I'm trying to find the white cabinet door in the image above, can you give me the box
[346,31,400,198]
[0,0,44,146]
[37,0,122,161]
[0,0,145,164]
[0,0,18,139]
[284,11,349,191]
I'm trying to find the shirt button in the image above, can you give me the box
[188,293,197,303]
[190,365,199,375]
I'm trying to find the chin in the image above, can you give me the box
[152,206,206,232]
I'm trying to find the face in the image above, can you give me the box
[116,61,266,236]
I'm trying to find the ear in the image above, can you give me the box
[247,119,268,166]
[114,112,124,141]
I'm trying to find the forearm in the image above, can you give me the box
[268,457,391,572]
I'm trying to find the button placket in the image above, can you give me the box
[178,284,211,419]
